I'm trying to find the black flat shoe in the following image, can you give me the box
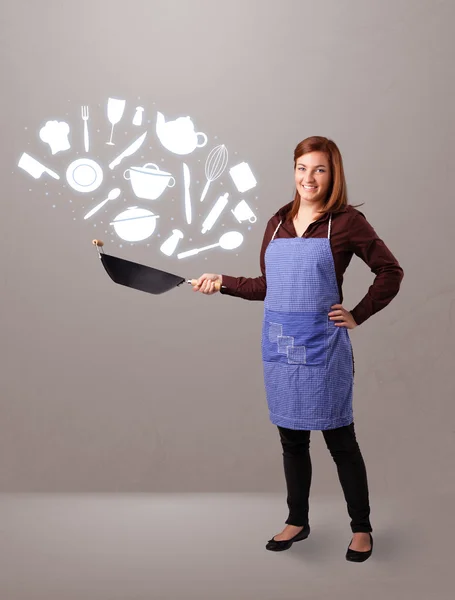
[345,532,373,562]
[266,525,310,552]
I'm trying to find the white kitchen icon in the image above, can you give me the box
[201,193,229,234]
[156,112,208,155]
[229,162,257,193]
[106,98,126,145]
[66,158,103,193]
[39,120,71,155]
[18,152,60,180]
[160,229,184,256]
[133,107,144,126]
[231,199,257,223]
[124,163,175,200]
[111,207,160,242]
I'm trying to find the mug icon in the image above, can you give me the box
[231,199,257,223]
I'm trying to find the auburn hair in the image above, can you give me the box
[287,136,363,222]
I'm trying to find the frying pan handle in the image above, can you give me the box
[92,239,104,247]
[189,279,222,291]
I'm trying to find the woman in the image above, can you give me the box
[193,136,404,562]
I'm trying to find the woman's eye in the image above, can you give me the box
[297,167,325,172]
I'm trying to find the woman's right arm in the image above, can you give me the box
[193,219,275,300]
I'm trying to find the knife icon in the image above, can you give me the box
[109,131,147,170]
[183,163,191,225]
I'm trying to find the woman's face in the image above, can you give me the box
[294,151,331,207]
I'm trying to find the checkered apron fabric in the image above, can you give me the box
[262,215,354,430]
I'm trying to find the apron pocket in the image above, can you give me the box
[268,322,282,343]
[263,315,328,367]
[277,335,294,354]
[287,345,306,364]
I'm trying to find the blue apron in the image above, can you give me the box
[261,214,354,430]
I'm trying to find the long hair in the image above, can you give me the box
[287,136,363,222]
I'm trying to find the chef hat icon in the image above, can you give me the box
[39,120,71,155]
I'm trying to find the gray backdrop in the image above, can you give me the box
[1,0,453,497]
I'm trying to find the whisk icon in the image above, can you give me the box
[200,144,229,202]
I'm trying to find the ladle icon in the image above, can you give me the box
[177,231,243,259]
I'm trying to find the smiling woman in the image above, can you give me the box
[193,135,404,560]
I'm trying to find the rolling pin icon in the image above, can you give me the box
[201,193,229,234]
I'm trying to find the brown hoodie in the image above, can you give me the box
[220,202,404,326]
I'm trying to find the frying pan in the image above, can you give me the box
[92,239,222,295]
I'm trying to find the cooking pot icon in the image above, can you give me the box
[124,162,175,200]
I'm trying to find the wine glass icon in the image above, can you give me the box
[106,98,126,145]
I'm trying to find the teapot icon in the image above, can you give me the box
[156,112,208,155]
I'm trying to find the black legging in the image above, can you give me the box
[278,422,372,533]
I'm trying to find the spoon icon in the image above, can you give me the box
[84,188,121,220]
[177,231,243,259]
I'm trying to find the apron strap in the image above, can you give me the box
[271,220,282,241]
[271,213,332,241]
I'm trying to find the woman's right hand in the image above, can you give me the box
[193,273,223,294]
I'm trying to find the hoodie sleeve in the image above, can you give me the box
[219,219,276,301]
[348,210,404,326]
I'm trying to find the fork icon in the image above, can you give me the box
[81,105,89,152]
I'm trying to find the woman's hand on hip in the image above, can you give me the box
[193,273,223,294]
[328,304,358,329]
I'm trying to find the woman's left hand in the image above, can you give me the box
[328,304,358,329]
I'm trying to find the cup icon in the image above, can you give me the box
[231,199,257,224]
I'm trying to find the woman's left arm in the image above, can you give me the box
[347,210,404,326]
